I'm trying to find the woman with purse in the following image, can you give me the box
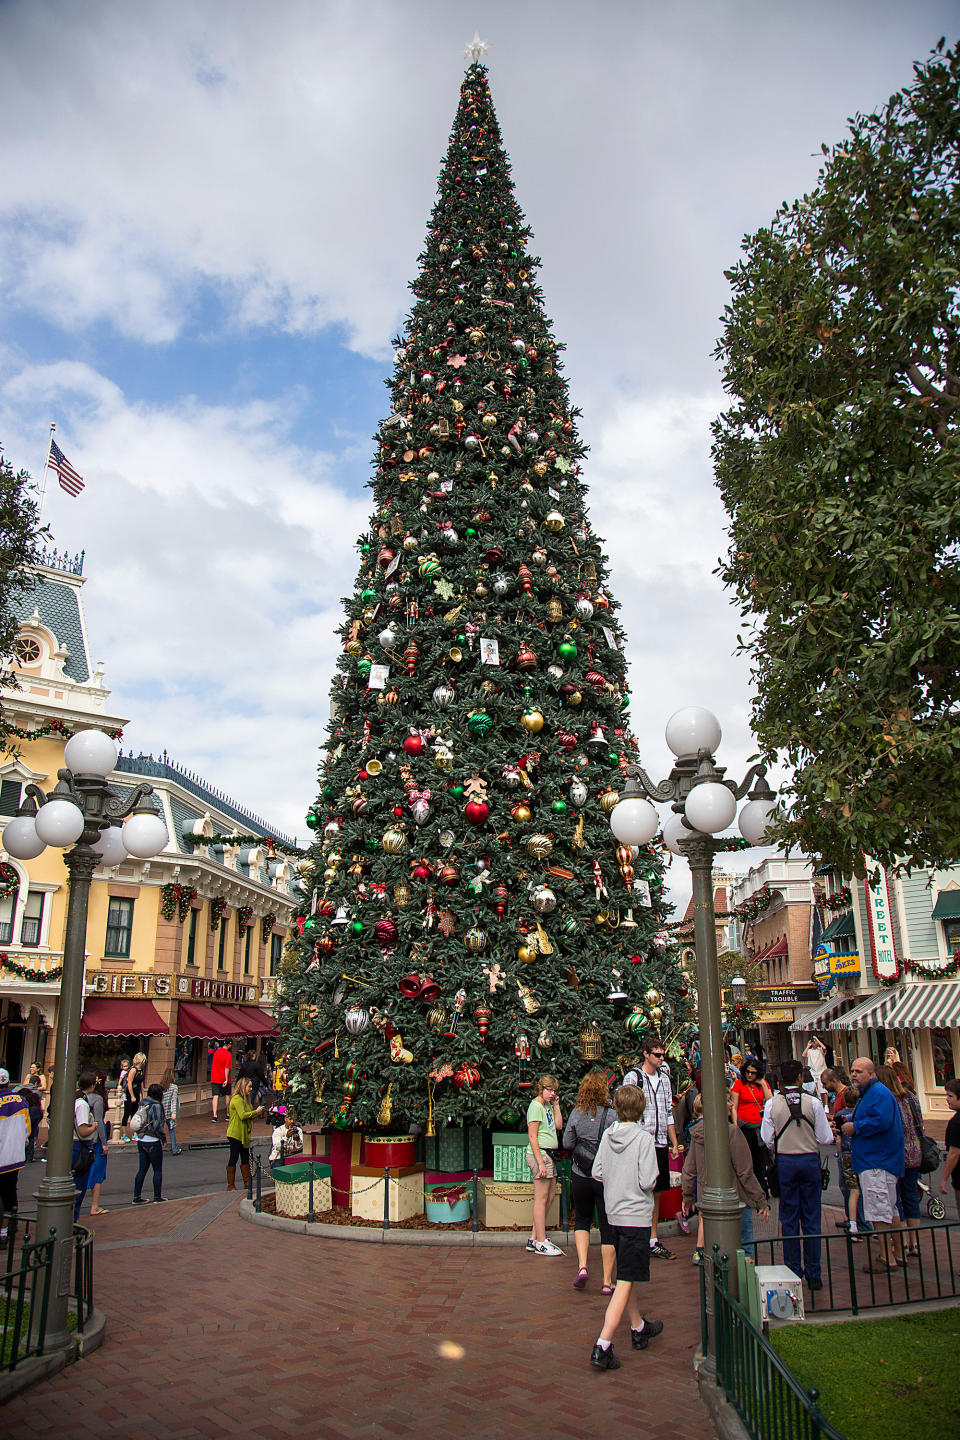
[878,1063,931,1260]
[731,1060,772,1196]
[562,1071,618,1292]
[72,1070,99,1220]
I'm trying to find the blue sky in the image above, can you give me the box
[0,0,953,906]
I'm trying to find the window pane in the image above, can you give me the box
[104,897,133,958]
[932,1029,957,1086]
[217,920,227,969]
[243,927,251,974]
[0,894,13,945]
[186,908,198,965]
[0,779,22,816]
[20,891,44,947]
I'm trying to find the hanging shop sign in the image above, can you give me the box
[829,952,861,976]
[863,860,900,982]
[188,976,259,1004]
[755,1007,794,1024]
[756,985,819,1006]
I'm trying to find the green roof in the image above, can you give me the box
[931,890,960,920]
[821,912,856,941]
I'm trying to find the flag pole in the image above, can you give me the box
[37,421,55,520]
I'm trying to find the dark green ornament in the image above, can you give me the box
[305,809,320,830]
[551,798,568,814]
[350,919,365,935]
[356,658,372,678]
[557,640,577,660]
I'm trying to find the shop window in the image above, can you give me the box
[944,920,960,955]
[174,1036,200,1083]
[104,897,134,958]
[932,1028,957,1087]
[217,918,228,970]
[270,932,282,977]
[20,891,44,948]
[243,926,252,975]
[0,779,22,816]
[186,908,199,966]
[0,894,13,945]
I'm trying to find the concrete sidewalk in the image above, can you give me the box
[3,1193,711,1440]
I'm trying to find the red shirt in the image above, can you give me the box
[733,1078,766,1125]
[210,1047,233,1086]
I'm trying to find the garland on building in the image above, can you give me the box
[823,885,852,912]
[902,952,960,978]
[0,862,20,900]
[2,720,123,743]
[0,952,63,983]
[159,882,197,923]
[209,896,228,931]
[261,912,277,942]
[732,884,773,926]
[237,905,254,934]
[182,832,303,858]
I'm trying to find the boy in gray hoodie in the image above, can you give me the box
[589,1084,665,1371]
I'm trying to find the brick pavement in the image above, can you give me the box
[3,1197,714,1440]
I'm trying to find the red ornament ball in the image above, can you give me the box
[630,954,644,965]
[403,735,424,756]
[453,1061,481,1090]
[464,799,491,825]
[393,805,404,818]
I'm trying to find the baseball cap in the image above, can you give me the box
[0,1068,10,1084]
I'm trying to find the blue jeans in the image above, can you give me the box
[72,1140,92,1220]
[168,1121,181,1155]
[777,1151,822,1281]
[740,1206,755,1259]
[134,1142,163,1200]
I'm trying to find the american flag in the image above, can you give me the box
[47,439,85,497]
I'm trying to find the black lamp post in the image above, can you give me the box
[607,706,776,1336]
[3,729,167,1349]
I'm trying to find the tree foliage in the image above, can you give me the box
[0,446,44,736]
[713,41,960,876]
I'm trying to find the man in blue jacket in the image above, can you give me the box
[841,1057,904,1273]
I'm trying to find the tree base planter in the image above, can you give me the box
[0,1308,106,1408]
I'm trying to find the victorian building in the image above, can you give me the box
[0,548,298,1113]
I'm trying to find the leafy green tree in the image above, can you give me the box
[713,41,960,877]
[279,63,692,1132]
[0,447,44,736]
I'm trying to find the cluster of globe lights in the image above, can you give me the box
[2,729,168,863]
[609,706,776,850]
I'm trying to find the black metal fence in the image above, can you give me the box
[1,1214,94,1371]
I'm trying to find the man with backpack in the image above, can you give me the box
[131,1084,168,1204]
[761,1059,833,1289]
[623,1035,680,1260]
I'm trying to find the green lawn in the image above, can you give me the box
[769,1308,960,1440]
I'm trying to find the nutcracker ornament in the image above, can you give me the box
[443,987,468,1038]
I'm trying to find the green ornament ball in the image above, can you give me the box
[563,917,579,935]
[449,784,464,798]
[551,799,568,814]
[305,810,320,830]
[361,544,371,554]
[557,640,577,660]
[608,752,619,765]
[350,920,365,936]
[468,711,493,737]
[466,527,477,537]
[361,589,376,604]
[356,658,372,678]
[456,632,466,645]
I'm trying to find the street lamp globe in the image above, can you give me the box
[738,797,776,845]
[2,814,45,859]
[684,781,737,835]
[34,798,85,848]
[92,825,128,866]
[665,705,722,758]
[121,810,168,858]
[63,729,118,776]
[661,809,690,856]
[610,795,659,846]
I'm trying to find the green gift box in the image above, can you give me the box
[492,1131,531,1184]
[424,1125,483,1172]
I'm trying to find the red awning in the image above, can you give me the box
[751,943,772,961]
[210,1005,278,1037]
[176,1001,239,1039]
[80,998,167,1037]
[765,938,789,958]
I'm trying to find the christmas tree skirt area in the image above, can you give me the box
[255,1190,568,1235]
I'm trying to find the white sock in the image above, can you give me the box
[849,1222,858,1233]
[595,1338,611,1350]
[632,1320,645,1333]
[649,1237,657,1248]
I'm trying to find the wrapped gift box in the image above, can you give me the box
[272,1161,332,1217]
[479,1179,559,1230]
[492,1132,531,1183]
[424,1125,483,1172]
[350,1163,425,1223]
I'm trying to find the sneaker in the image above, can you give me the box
[132,1196,146,1204]
[589,1343,621,1371]
[210,1117,219,1123]
[532,1240,564,1256]
[154,1196,167,1203]
[691,1249,702,1266]
[632,1318,664,1350]
[807,1278,823,1291]
[525,1238,537,1251]
[649,1240,675,1260]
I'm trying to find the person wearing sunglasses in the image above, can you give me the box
[731,1060,773,1197]
[623,1035,680,1259]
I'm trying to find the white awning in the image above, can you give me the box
[828,988,899,1030]
[881,981,960,1031]
[789,993,854,1033]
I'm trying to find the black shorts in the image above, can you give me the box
[215,1082,232,1097]
[612,1225,651,1283]
[570,1173,615,1245]
[653,1146,671,1194]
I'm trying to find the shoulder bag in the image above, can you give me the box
[911,1095,941,1174]
[572,1107,610,1175]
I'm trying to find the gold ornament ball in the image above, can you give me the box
[521,707,545,733]
[525,833,553,859]
[427,1004,448,1032]
[650,1006,663,1022]
[511,802,532,824]
[382,827,406,853]
[434,745,454,771]
[345,639,362,656]
[518,942,538,964]
[598,786,620,814]
[644,988,661,1005]
[543,510,565,533]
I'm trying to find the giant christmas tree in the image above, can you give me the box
[279,58,693,1131]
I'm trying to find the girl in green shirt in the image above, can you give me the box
[526,1074,563,1255]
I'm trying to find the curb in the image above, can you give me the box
[694,1352,751,1440]
[0,1307,106,1408]
[238,1198,682,1247]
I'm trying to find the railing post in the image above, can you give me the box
[255,1156,263,1212]
[471,1169,479,1233]
[307,1168,315,1224]
[382,1166,391,1231]
[560,1165,569,1235]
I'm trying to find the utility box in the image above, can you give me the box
[754,1265,805,1323]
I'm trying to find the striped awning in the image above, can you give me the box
[789,992,854,1033]
[880,981,960,1031]
[828,988,899,1030]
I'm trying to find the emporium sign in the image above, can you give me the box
[187,977,259,1004]
[863,860,900,982]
